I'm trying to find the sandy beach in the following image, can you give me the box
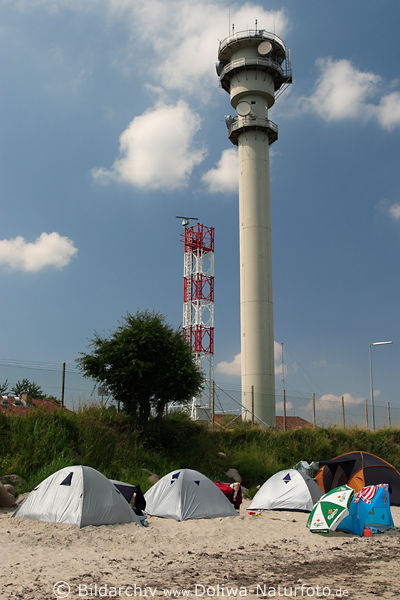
[1,500,399,600]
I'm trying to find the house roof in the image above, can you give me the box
[275,416,313,430]
[0,396,64,416]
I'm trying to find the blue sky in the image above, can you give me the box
[1,0,400,423]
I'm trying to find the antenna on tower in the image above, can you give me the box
[176,216,198,228]
[228,8,231,35]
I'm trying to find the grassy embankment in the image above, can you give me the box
[1,407,400,496]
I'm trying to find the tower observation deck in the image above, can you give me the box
[216,28,292,426]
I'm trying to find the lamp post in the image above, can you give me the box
[369,340,393,431]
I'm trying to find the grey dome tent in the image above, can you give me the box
[144,468,238,521]
[13,466,142,528]
[248,468,323,512]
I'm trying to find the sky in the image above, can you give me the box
[1,0,400,425]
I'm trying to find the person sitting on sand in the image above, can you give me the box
[129,485,149,527]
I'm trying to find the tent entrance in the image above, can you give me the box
[329,461,356,488]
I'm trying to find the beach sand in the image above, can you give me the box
[1,501,399,600]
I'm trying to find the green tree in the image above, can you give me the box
[11,378,45,398]
[0,379,8,395]
[77,311,203,424]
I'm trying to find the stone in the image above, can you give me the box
[0,474,27,489]
[3,484,15,497]
[0,483,15,508]
[225,468,242,482]
[14,492,30,506]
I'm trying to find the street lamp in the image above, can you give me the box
[369,340,393,431]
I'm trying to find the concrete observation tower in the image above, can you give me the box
[216,27,292,426]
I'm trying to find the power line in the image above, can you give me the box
[0,359,80,374]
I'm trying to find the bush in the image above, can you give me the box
[1,408,400,495]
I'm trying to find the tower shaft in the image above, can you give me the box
[239,131,275,424]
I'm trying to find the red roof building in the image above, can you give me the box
[0,395,64,416]
[275,416,313,430]
[213,413,313,429]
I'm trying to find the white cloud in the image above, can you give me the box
[106,1,290,99]
[276,399,294,412]
[302,58,379,122]
[216,342,284,377]
[301,57,400,131]
[388,203,400,220]
[0,232,77,272]
[15,1,291,191]
[13,0,290,89]
[376,91,400,130]
[217,352,241,376]
[202,149,238,193]
[274,341,284,377]
[305,392,365,413]
[92,101,206,190]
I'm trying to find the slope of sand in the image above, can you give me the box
[1,501,399,599]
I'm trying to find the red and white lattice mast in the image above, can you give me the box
[179,218,214,417]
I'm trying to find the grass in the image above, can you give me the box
[1,407,400,495]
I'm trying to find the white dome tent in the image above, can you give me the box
[144,468,238,521]
[248,469,323,512]
[13,465,142,528]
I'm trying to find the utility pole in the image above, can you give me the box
[61,362,66,409]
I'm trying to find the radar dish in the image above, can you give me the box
[236,101,251,117]
[257,41,272,55]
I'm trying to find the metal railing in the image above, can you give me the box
[219,56,291,87]
[219,29,287,54]
[227,115,278,145]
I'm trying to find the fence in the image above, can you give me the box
[1,359,399,429]
[209,384,400,430]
